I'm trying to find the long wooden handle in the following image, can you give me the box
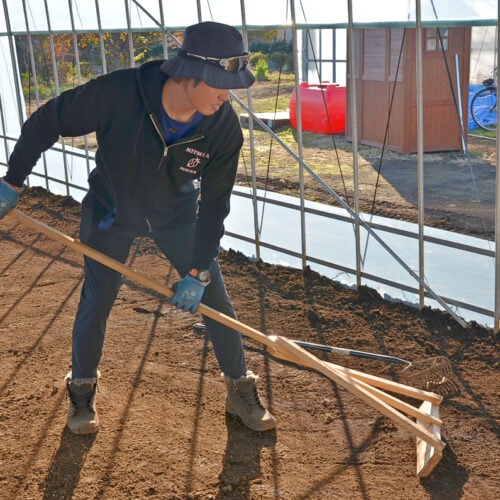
[6,208,444,451]
[6,208,441,402]
[6,208,277,350]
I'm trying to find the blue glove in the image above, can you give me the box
[170,275,207,313]
[0,180,21,219]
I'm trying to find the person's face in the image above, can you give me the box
[186,80,230,116]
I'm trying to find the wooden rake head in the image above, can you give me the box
[397,356,455,392]
[291,339,455,393]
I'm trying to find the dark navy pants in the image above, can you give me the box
[71,191,247,380]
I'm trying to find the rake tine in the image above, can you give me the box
[195,325,454,390]
[398,356,454,390]
[292,340,454,390]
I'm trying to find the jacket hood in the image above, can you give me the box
[136,60,167,117]
[135,59,231,136]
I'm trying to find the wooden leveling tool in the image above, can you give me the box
[6,209,445,477]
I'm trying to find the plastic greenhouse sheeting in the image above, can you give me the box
[0,0,497,34]
[0,0,498,330]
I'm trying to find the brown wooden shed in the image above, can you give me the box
[345,27,471,154]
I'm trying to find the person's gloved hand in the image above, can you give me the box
[170,275,208,313]
[0,180,21,219]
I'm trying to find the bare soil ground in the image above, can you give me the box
[1,79,498,498]
[0,185,498,499]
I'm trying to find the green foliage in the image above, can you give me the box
[78,61,93,80]
[133,33,165,64]
[471,128,496,139]
[59,61,78,85]
[20,72,53,100]
[254,58,269,81]
[249,52,269,81]
[249,51,267,68]
[14,29,294,104]
[249,33,293,73]
[269,51,294,72]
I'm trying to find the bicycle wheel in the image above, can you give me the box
[470,87,497,132]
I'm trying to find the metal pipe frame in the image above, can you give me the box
[0,0,496,330]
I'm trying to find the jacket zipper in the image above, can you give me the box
[145,113,204,233]
[149,113,204,169]
[149,113,167,159]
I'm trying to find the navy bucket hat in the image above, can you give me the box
[160,21,255,89]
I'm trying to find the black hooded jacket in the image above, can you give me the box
[6,60,244,270]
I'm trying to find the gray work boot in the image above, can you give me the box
[224,371,276,432]
[65,371,100,435]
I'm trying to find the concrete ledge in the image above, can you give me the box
[239,111,290,130]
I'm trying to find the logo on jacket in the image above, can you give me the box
[179,157,201,175]
[178,147,210,175]
[185,146,210,159]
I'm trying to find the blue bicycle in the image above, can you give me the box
[470,77,497,132]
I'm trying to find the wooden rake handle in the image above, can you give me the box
[5,209,278,352]
[6,208,445,453]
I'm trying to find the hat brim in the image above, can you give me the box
[161,56,255,89]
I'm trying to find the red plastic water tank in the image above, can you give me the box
[289,82,346,134]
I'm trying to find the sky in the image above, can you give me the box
[0,0,497,34]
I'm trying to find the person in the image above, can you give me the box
[0,21,276,434]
